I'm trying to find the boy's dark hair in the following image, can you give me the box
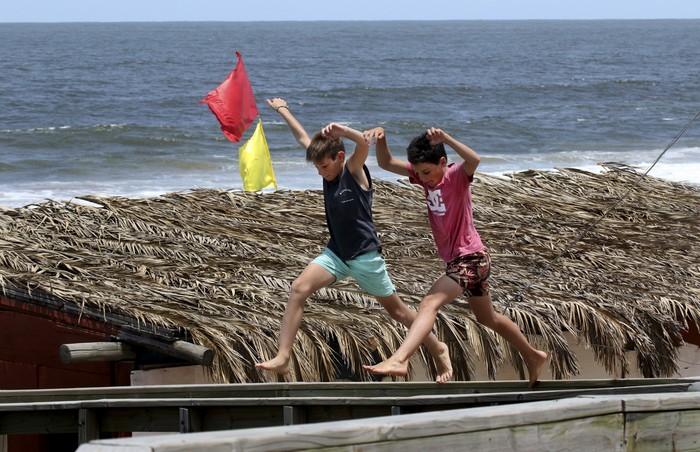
[306,131,344,163]
[406,133,446,165]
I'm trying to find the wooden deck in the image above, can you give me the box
[1,378,698,450]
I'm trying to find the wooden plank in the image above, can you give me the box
[0,379,670,402]
[341,413,625,452]
[301,404,394,424]
[0,410,78,435]
[75,397,623,451]
[198,406,284,430]
[0,379,694,404]
[36,385,698,408]
[626,410,700,451]
[98,406,181,433]
[598,392,700,452]
[616,391,700,412]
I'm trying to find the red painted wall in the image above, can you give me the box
[0,297,133,450]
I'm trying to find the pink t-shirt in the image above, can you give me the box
[408,162,485,263]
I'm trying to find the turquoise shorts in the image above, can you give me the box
[312,248,396,298]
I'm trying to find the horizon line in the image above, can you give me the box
[2,17,699,24]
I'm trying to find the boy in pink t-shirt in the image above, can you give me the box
[362,126,547,388]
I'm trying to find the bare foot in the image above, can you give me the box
[255,356,290,375]
[362,358,408,377]
[527,350,548,388]
[433,342,453,383]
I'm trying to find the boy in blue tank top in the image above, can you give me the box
[255,98,453,382]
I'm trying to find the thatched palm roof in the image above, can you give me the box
[1,163,698,383]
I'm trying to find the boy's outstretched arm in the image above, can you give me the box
[267,98,311,150]
[364,127,410,177]
[426,128,480,176]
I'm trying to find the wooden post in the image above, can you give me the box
[60,342,136,364]
[179,408,202,433]
[78,408,100,444]
[283,406,304,426]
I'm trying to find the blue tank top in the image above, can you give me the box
[323,165,381,260]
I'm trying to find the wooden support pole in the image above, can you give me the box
[78,408,100,444]
[172,340,214,366]
[117,331,214,366]
[179,408,202,433]
[60,342,137,364]
[283,406,303,426]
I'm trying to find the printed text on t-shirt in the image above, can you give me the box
[426,189,446,216]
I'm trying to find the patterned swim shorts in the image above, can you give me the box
[445,249,491,297]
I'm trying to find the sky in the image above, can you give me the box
[3,0,700,22]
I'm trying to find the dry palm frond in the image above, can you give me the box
[1,163,698,383]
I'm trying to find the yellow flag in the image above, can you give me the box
[238,119,277,192]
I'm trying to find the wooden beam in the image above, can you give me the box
[118,331,214,366]
[0,379,695,405]
[0,409,78,435]
[60,342,137,364]
[172,340,214,366]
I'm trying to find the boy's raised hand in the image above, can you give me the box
[321,122,346,138]
[426,127,448,145]
[363,127,385,144]
[267,97,288,112]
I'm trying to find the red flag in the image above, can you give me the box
[200,51,259,142]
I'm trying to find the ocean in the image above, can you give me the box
[1,20,699,208]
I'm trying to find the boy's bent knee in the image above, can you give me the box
[418,297,443,314]
[290,278,317,298]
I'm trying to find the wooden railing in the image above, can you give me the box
[0,378,697,448]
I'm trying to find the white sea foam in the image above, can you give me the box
[2,151,697,209]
